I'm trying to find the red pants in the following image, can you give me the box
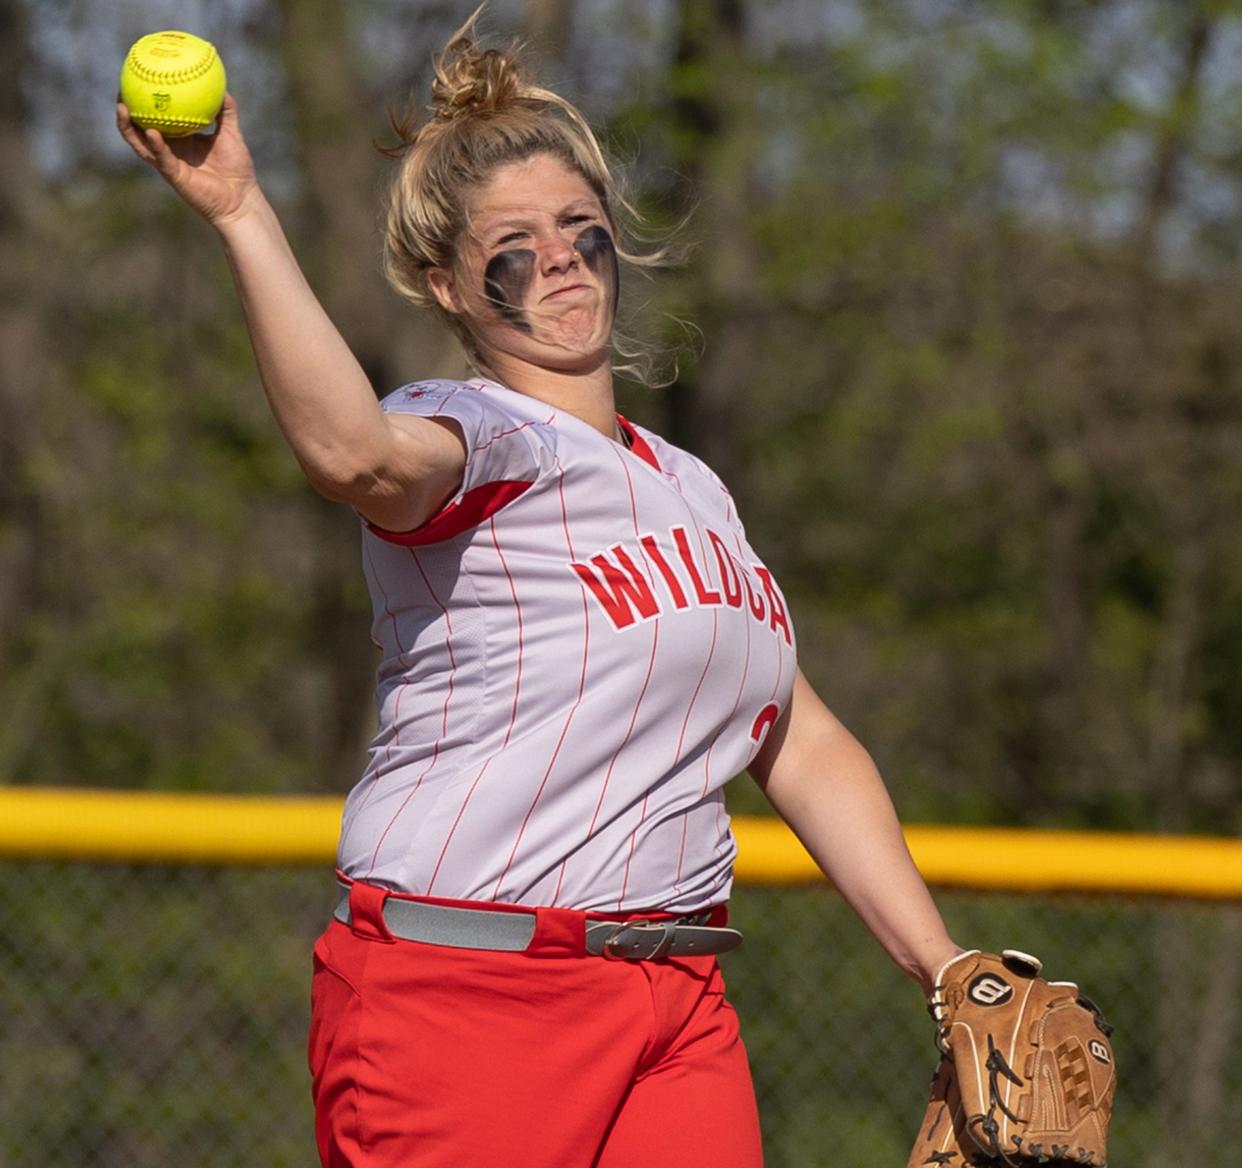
[309,882,763,1167]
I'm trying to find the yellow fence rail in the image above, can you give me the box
[1,786,1239,898]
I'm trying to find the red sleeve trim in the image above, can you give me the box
[616,414,661,471]
[366,479,533,546]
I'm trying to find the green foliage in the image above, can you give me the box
[615,0,1242,834]
[4,0,1240,829]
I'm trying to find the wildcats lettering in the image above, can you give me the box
[569,525,794,645]
[570,544,659,628]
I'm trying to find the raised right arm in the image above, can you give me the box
[116,94,465,533]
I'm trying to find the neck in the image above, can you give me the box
[482,351,618,436]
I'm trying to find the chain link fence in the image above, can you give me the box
[1,860,1237,1167]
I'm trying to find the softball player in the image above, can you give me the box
[118,10,963,1167]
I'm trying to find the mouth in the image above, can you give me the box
[541,283,592,302]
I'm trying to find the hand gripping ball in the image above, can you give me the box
[120,31,227,137]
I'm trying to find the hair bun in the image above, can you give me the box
[430,30,524,121]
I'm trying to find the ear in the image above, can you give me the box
[426,266,464,315]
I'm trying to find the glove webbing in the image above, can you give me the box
[976,1035,1023,1162]
[979,1022,1110,1166]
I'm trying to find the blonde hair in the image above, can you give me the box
[380,4,677,385]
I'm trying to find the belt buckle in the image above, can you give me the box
[601,918,677,961]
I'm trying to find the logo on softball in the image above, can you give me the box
[967,973,1014,1006]
[1088,1039,1111,1064]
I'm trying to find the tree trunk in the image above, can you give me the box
[1132,11,1213,269]
[522,0,574,64]
[666,0,754,487]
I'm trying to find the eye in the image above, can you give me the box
[561,215,592,228]
[496,231,528,247]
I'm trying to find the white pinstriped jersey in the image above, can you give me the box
[336,378,797,914]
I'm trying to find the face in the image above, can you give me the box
[429,153,619,375]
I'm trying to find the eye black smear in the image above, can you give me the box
[484,249,535,333]
[575,225,619,316]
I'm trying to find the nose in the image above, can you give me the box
[539,230,578,275]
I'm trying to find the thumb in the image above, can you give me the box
[216,91,240,131]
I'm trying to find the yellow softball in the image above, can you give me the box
[120,31,227,137]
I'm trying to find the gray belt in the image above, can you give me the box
[333,885,742,961]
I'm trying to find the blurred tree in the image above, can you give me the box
[523,0,573,62]
[663,0,753,482]
[0,0,44,755]
[4,0,1240,833]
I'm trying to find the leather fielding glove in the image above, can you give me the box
[907,950,1116,1167]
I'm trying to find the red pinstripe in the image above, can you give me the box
[425,515,530,896]
[366,548,459,877]
[704,566,755,849]
[710,534,765,854]
[351,540,408,819]
[473,414,553,455]
[606,447,695,914]
[420,510,529,892]
[665,606,721,898]
[668,519,727,894]
[704,590,753,795]
[427,759,495,895]
[589,621,658,845]
[489,515,525,750]
[364,538,406,656]
[499,456,591,901]
[728,528,786,706]
[584,450,660,840]
[424,387,546,452]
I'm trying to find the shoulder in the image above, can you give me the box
[383,378,553,433]
[376,379,558,521]
[382,378,558,452]
[380,378,488,416]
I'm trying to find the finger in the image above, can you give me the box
[215,91,240,133]
[121,108,180,180]
[142,127,184,182]
[116,101,159,166]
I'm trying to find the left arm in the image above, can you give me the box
[749,668,961,993]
